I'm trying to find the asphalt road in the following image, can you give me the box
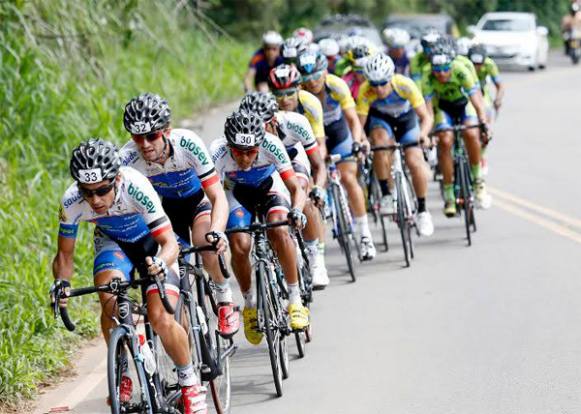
[34,52,581,414]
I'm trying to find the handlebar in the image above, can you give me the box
[179,243,232,280]
[225,220,290,235]
[429,123,486,136]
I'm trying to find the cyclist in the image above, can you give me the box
[120,93,239,337]
[334,36,370,77]
[268,64,330,269]
[357,53,434,236]
[244,30,284,92]
[297,49,376,260]
[410,30,441,88]
[51,139,208,413]
[468,44,505,176]
[422,43,492,217]
[210,110,309,345]
[319,37,341,74]
[239,92,329,288]
[383,28,411,75]
[342,43,376,100]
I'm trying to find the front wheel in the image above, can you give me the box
[332,183,356,281]
[108,327,153,414]
[395,174,411,267]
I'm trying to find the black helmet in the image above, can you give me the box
[224,110,266,150]
[70,138,121,184]
[468,44,488,64]
[239,92,278,123]
[296,50,328,76]
[123,93,171,135]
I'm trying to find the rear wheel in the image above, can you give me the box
[395,174,411,267]
[107,327,153,414]
[332,183,356,282]
[458,159,473,246]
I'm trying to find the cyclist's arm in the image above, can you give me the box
[283,174,307,212]
[243,67,256,92]
[469,90,488,124]
[344,107,363,143]
[52,236,75,280]
[203,181,228,233]
[414,103,433,142]
[307,149,326,188]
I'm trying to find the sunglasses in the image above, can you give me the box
[370,79,389,87]
[301,71,323,82]
[79,181,115,198]
[230,147,259,156]
[432,65,451,73]
[132,130,163,143]
[273,88,297,98]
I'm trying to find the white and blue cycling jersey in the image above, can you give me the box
[120,128,219,199]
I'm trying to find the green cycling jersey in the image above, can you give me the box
[421,59,479,104]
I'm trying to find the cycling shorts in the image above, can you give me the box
[161,190,212,245]
[93,229,180,297]
[368,109,419,147]
[434,99,478,131]
[226,173,291,230]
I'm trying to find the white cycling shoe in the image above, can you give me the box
[416,211,434,236]
[359,236,376,261]
[474,180,492,209]
[312,254,330,290]
[379,194,395,215]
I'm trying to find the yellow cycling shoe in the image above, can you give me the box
[288,303,310,331]
[242,307,263,345]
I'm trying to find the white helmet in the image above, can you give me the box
[293,27,313,45]
[364,53,395,84]
[262,30,283,46]
[318,38,340,57]
[456,37,472,56]
[383,28,410,49]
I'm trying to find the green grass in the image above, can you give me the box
[0,0,250,406]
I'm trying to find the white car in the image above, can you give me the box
[469,12,549,71]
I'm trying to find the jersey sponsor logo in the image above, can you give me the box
[121,150,139,166]
[212,145,227,163]
[179,137,209,166]
[63,191,83,208]
[286,121,310,142]
[127,182,156,214]
[261,139,287,163]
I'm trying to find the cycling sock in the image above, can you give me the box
[214,280,232,303]
[418,197,426,213]
[305,239,319,264]
[470,163,481,180]
[287,283,301,305]
[355,215,371,239]
[177,363,198,387]
[379,179,391,196]
[242,290,255,309]
[444,184,455,202]
[318,241,325,255]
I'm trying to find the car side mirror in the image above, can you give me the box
[537,26,548,36]
[467,25,477,36]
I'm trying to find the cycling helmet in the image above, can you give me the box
[468,43,488,65]
[70,138,121,184]
[123,93,171,135]
[430,42,453,66]
[318,38,340,57]
[224,110,266,150]
[441,36,458,58]
[262,30,283,46]
[268,64,301,90]
[239,92,278,123]
[363,53,395,84]
[296,50,328,75]
[281,37,305,63]
[456,37,472,56]
[420,29,441,53]
[383,28,410,49]
[293,27,313,45]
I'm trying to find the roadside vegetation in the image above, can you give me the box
[0,0,249,407]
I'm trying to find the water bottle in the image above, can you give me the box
[138,334,156,376]
[196,305,208,335]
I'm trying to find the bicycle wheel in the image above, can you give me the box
[257,261,283,397]
[395,173,411,267]
[332,183,356,281]
[370,174,389,252]
[458,159,473,246]
[402,172,416,259]
[209,335,232,414]
[108,327,153,414]
[174,293,205,381]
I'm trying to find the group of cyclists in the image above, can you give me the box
[49,23,505,414]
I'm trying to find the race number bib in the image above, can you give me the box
[234,133,256,146]
[78,168,103,183]
[129,121,152,134]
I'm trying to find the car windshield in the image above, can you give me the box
[481,18,533,32]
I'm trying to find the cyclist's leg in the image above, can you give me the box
[481,92,495,175]
[368,116,396,214]
[434,108,456,214]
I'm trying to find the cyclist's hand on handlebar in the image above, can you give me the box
[205,230,229,254]
[309,185,326,208]
[479,122,491,146]
[419,134,432,148]
[50,279,71,308]
[287,207,307,230]
[145,256,168,280]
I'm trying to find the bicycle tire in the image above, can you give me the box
[370,174,389,251]
[209,335,232,414]
[257,261,283,397]
[458,159,473,246]
[174,294,205,381]
[395,173,411,267]
[108,327,153,414]
[332,183,356,281]
[402,172,416,259]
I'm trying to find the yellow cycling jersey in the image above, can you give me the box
[356,74,425,118]
[321,74,355,125]
[297,90,325,138]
